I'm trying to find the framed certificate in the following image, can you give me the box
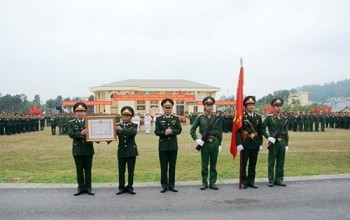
[85,116,117,141]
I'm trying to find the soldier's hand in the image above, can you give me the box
[285,146,289,154]
[81,129,87,136]
[259,145,263,151]
[268,137,276,144]
[218,145,222,153]
[196,139,204,146]
[237,145,244,152]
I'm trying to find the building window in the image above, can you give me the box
[176,105,184,116]
[137,106,145,110]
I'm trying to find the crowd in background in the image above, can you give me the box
[1,110,349,136]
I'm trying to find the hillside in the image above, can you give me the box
[297,79,350,102]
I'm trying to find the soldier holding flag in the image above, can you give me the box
[236,96,263,189]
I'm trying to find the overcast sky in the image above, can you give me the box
[1,0,349,102]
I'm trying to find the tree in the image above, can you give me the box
[33,94,41,107]
[0,94,29,113]
[55,96,63,108]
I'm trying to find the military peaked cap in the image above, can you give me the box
[202,96,215,105]
[121,106,134,117]
[243,96,256,106]
[73,102,87,112]
[161,98,174,107]
[271,98,284,106]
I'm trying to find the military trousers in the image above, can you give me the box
[73,155,93,190]
[242,147,259,185]
[159,150,178,189]
[268,140,286,184]
[118,157,136,190]
[51,126,56,135]
[200,141,219,186]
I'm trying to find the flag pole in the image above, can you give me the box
[238,57,243,189]
[230,57,244,189]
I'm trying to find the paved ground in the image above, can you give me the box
[1,174,350,220]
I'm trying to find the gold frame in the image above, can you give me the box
[85,116,117,142]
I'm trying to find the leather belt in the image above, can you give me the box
[243,131,258,140]
[276,135,286,142]
[206,135,216,143]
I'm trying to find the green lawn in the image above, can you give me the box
[0,124,349,183]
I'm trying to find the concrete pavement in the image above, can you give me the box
[1,174,350,220]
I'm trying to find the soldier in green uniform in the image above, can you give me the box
[40,116,45,130]
[57,115,63,135]
[320,111,326,132]
[155,98,182,193]
[190,96,223,190]
[115,106,139,195]
[68,102,95,196]
[50,116,57,135]
[236,96,263,189]
[0,113,4,135]
[262,98,289,187]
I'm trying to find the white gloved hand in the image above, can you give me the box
[285,146,289,154]
[196,139,204,146]
[237,145,244,152]
[259,145,263,151]
[218,145,222,153]
[268,137,276,144]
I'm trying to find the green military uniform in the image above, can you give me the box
[116,121,138,194]
[262,98,289,186]
[190,96,222,190]
[68,103,94,195]
[155,105,182,191]
[40,117,45,130]
[51,117,57,135]
[0,115,4,135]
[236,96,263,188]
[57,116,63,135]
[155,114,182,190]
[190,113,223,188]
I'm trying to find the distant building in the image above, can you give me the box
[327,97,350,112]
[288,91,309,106]
[89,79,220,116]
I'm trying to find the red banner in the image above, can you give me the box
[61,101,112,106]
[113,94,195,101]
[195,101,236,105]
[230,66,244,159]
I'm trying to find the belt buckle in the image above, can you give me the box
[207,138,213,143]
[277,137,283,142]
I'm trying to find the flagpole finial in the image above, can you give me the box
[240,57,243,67]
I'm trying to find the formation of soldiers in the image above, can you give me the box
[0,113,45,135]
[287,111,350,132]
[190,110,350,133]
[2,109,348,137]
